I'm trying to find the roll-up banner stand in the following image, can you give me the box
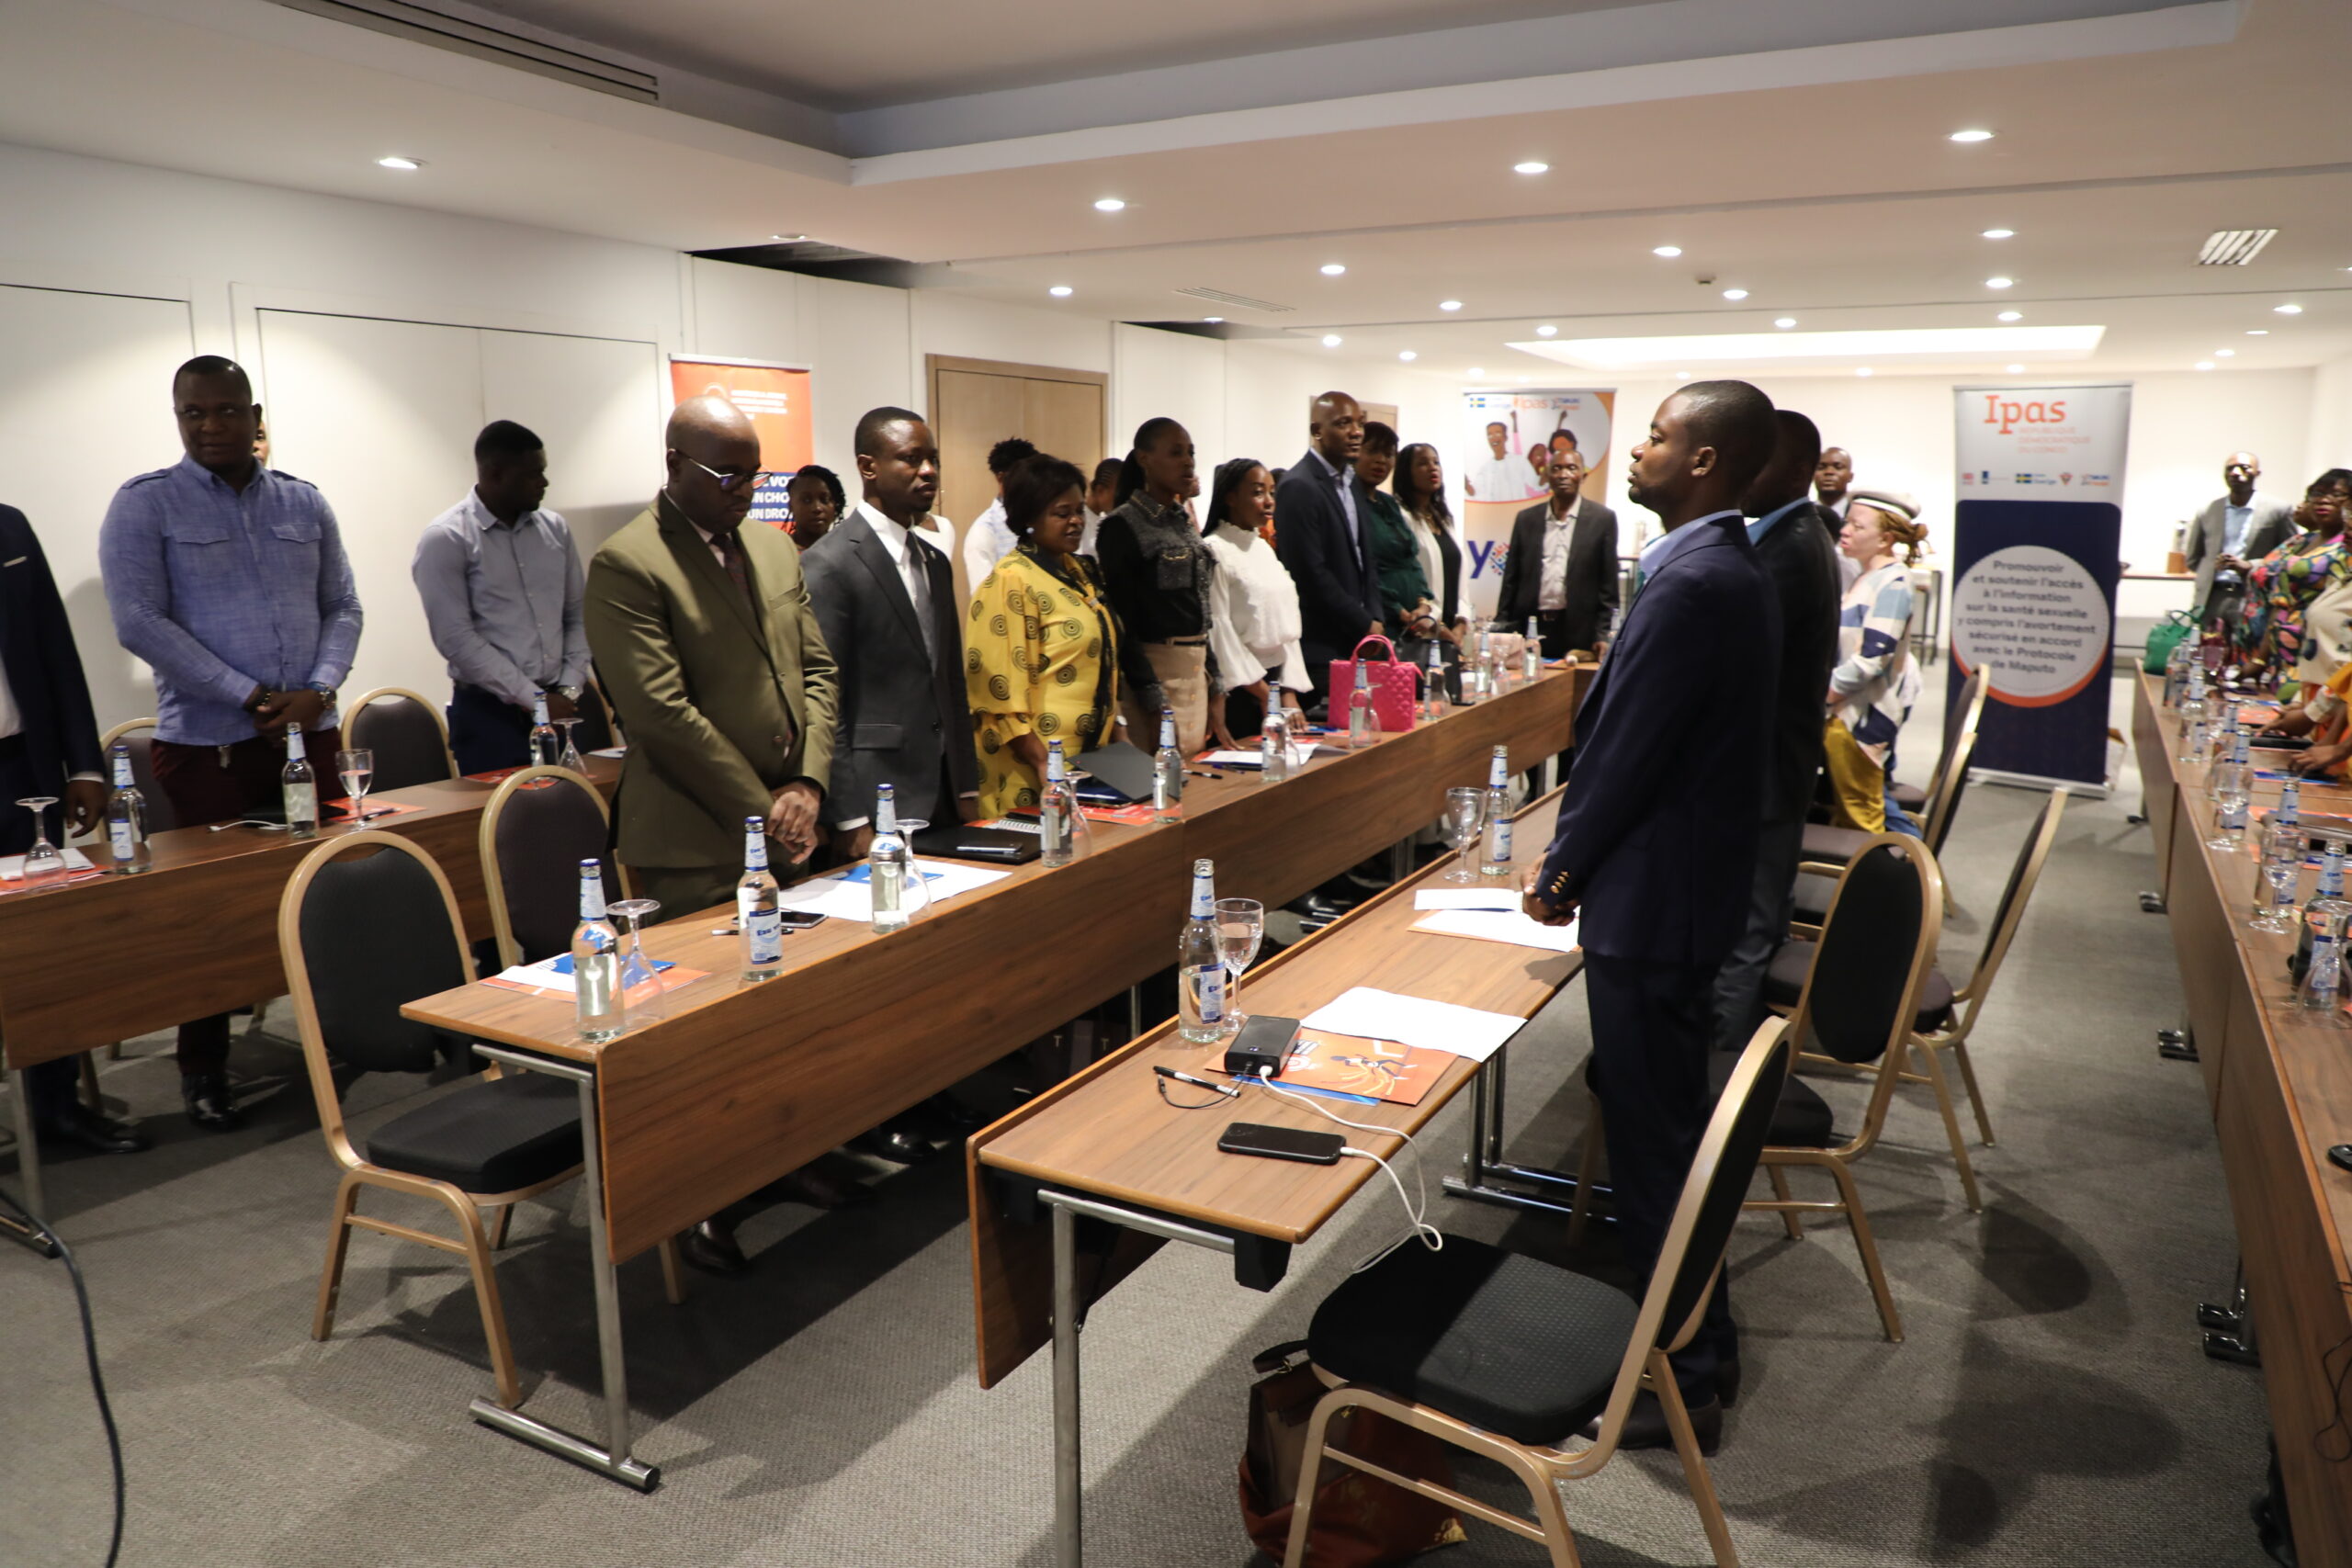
[1459,389,1614,621]
[1949,382,2131,795]
[669,355,814,532]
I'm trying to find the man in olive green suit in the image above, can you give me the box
[586,395,839,919]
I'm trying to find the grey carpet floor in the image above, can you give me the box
[0,671,2273,1567]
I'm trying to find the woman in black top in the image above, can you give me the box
[1094,417,1228,753]
[1394,441,1466,697]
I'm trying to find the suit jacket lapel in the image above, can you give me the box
[848,514,928,649]
[657,499,768,649]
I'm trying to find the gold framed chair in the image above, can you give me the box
[278,831,679,1409]
[343,686,458,790]
[1798,663,1988,878]
[478,765,628,972]
[1282,1020,1797,1568]
[1891,663,1989,818]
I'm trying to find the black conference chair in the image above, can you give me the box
[1279,1019,1793,1568]
[279,831,678,1410]
[1804,665,1989,873]
[1891,664,1989,818]
[344,686,458,790]
[479,766,625,970]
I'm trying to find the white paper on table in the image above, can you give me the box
[0,847,95,879]
[590,747,628,758]
[1300,986,1527,1063]
[1413,888,1521,911]
[775,861,1012,922]
[494,958,576,994]
[1199,743,1315,769]
[1411,908,1582,955]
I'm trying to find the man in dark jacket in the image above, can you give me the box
[1273,391,1384,710]
[1496,433,1621,655]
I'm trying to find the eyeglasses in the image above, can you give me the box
[682,457,777,492]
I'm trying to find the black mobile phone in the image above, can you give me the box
[778,910,827,930]
[1216,1122,1344,1166]
[2327,1144,2352,1175]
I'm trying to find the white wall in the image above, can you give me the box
[2309,354,2352,477]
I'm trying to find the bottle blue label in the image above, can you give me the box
[747,909,783,964]
[1193,964,1226,1025]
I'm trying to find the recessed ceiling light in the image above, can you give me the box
[769,233,807,242]
[1093,197,1126,212]
[376,155,421,170]
[1653,245,1682,258]
[2196,361,2215,370]
[2215,348,2234,357]
[1321,333,1343,347]
[1439,299,1463,311]
[1535,324,1557,337]
[1949,128,1995,142]
[1513,161,1549,175]
[2005,364,2024,373]
[2276,303,2303,314]
[1774,317,1797,330]
[1986,276,2015,289]
[1997,310,2023,321]
[1982,228,2015,240]
[1203,316,1224,323]
[1675,370,1691,379]
[1467,367,1485,378]
[1722,288,1748,301]
[1048,285,1073,298]
[1857,367,1874,377]
[1398,351,1418,362]
[2248,330,2269,335]
[1320,263,1347,276]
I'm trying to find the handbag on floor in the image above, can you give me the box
[1329,636,1421,735]
[1238,1340,1467,1567]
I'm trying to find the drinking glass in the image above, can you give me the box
[1444,786,1484,884]
[1216,897,1265,1029]
[16,796,63,889]
[2252,829,2301,933]
[555,718,586,774]
[2209,778,2251,851]
[607,897,663,1021]
[894,818,929,877]
[335,747,375,824]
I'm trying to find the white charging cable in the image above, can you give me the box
[1251,1069,1443,1264]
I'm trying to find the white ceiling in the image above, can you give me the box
[3,0,2348,380]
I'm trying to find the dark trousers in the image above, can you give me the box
[447,683,535,775]
[0,737,80,1121]
[151,728,344,1076]
[1710,814,1804,1054]
[1585,951,1736,1399]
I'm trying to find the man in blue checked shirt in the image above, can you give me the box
[100,355,363,1132]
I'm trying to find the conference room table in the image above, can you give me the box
[398,663,1591,1488]
[967,786,1579,1568]
[0,755,622,1222]
[2130,673,2352,1567]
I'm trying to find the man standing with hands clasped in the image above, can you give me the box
[1521,380,1781,1454]
[101,355,363,1132]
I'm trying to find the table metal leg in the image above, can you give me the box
[1052,1200,1082,1568]
[6,1066,44,1222]
[469,1046,657,1492]
[1442,1047,1615,1220]
[1125,986,1143,1044]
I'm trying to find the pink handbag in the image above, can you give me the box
[1329,635,1419,734]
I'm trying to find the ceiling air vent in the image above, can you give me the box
[1174,287,1295,314]
[272,0,658,102]
[2198,229,2278,266]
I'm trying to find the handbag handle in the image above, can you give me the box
[1350,634,1400,663]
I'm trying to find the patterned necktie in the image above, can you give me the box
[712,526,754,610]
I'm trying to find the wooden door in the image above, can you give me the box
[927,355,1108,611]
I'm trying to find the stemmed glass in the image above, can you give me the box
[2251,821,2302,933]
[1443,786,1484,883]
[606,897,663,1021]
[16,796,63,889]
[555,718,586,774]
[1216,897,1265,1031]
[335,747,375,824]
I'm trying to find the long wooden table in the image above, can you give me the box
[396,663,1589,1487]
[2133,673,2352,1566]
[966,788,1579,1567]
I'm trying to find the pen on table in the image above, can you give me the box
[1153,1066,1239,1099]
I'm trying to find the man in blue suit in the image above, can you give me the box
[1523,381,1781,1452]
[1273,390,1385,714]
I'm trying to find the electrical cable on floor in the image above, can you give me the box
[0,1182,123,1568]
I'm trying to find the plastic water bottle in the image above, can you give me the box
[105,740,150,874]
[1177,858,1228,1043]
[1479,744,1513,877]
[869,784,916,932]
[1522,617,1544,682]
[571,860,626,1043]
[282,723,318,840]
[737,816,783,979]
[1040,740,1080,866]
[528,691,559,767]
[2301,899,2350,1024]
[1261,710,1291,784]
[1347,661,1377,749]
[1152,708,1183,823]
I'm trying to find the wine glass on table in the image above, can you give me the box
[16,796,63,889]
[606,896,663,1021]
[1216,897,1264,1031]
[335,747,375,825]
[1443,786,1484,884]
[555,718,586,774]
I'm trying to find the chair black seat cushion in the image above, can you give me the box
[1760,940,1955,1032]
[1308,1235,1637,1446]
[1706,1045,1834,1149]
[1790,867,1838,925]
[366,1069,582,1194]
[1801,822,1872,865]
[1891,781,1928,812]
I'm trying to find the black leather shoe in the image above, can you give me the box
[39,1102,152,1156]
[181,1073,243,1132]
[678,1219,748,1277]
[854,1122,939,1165]
[921,1092,985,1134]
[1583,1390,1723,1454]
[765,1164,874,1209]
[1716,1356,1743,1409]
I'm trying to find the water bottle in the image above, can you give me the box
[2295,845,2352,982]
[1470,627,1494,703]
[1040,740,1080,866]
[737,816,784,979]
[2301,901,2350,1023]
[529,691,559,767]
[282,723,318,839]
[2162,637,2190,708]
[104,740,150,874]
[2211,738,2251,846]
[1347,661,1377,749]
[1479,744,1514,877]
[1425,640,1448,719]
[571,859,626,1043]
[1177,858,1228,1043]
[870,784,916,932]
[1152,708,1183,823]
[1522,617,1544,682]
[2177,668,2208,766]
[1261,710,1291,784]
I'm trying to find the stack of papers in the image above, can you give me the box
[1412,888,1519,911]
[778,860,1011,921]
[1300,987,1526,1063]
[1199,743,1318,769]
[0,847,96,880]
[1412,908,1581,954]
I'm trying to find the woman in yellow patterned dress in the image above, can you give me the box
[967,455,1168,818]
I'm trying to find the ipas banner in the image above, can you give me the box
[668,356,814,532]
[1459,389,1614,621]
[1950,382,2131,792]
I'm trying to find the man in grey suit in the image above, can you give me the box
[1496,431,1620,655]
[2186,451,2294,612]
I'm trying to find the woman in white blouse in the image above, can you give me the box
[1202,457,1311,738]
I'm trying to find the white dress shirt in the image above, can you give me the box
[1538,494,1581,613]
[1202,522,1313,693]
[959,497,1015,592]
